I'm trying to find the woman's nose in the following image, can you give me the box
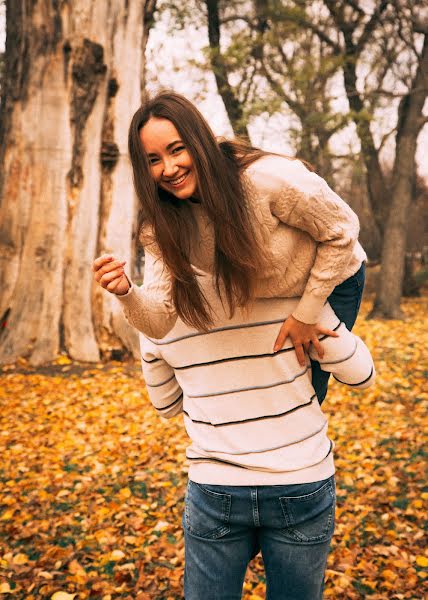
[162,158,179,177]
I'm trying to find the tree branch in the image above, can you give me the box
[260,61,304,118]
[220,15,254,27]
[356,0,390,54]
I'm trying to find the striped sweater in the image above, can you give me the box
[140,276,375,485]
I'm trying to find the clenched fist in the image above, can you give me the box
[92,254,131,296]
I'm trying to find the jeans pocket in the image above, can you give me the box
[279,477,336,544]
[184,480,232,539]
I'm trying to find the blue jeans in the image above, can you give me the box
[183,475,336,599]
[311,262,366,404]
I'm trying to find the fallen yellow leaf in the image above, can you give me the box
[0,583,11,594]
[12,552,28,565]
[416,556,428,567]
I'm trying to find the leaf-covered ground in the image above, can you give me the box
[0,298,426,599]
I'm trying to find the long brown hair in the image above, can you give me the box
[128,91,272,331]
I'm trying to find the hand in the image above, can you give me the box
[92,254,130,296]
[273,315,339,366]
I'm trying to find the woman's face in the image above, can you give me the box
[140,117,199,200]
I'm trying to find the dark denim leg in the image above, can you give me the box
[311,263,366,404]
[183,481,256,600]
[259,476,336,600]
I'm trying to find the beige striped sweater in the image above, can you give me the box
[140,276,375,486]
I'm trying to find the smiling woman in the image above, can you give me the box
[140,118,199,199]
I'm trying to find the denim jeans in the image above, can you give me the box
[183,475,336,599]
[311,262,366,404]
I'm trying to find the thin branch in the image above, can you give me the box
[377,125,398,152]
[241,64,257,106]
[276,42,290,67]
[356,0,390,54]
[260,61,304,118]
[220,15,254,26]
[343,0,366,19]
[301,19,341,53]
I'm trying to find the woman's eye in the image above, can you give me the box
[149,157,159,164]
[172,146,185,154]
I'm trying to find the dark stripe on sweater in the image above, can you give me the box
[318,337,357,365]
[186,440,333,471]
[319,320,342,339]
[187,364,311,398]
[148,317,290,346]
[333,367,374,387]
[145,373,175,388]
[183,394,316,427]
[142,356,160,364]
[195,420,328,454]
[156,392,183,412]
[144,320,342,368]
[166,344,299,371]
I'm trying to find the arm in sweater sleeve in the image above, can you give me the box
[265,158,360,324]
[309,322,376,389]
[141,339,183,419]
[115,248,177,339]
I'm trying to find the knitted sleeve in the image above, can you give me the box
[115,248,178,339]
[309,320,375,389]
[251,157,361,324]
[141,340,183,419]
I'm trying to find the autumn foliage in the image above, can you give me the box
[0,299,426,599]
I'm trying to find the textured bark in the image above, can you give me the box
[0,0,152,365]
[370,34,428,318]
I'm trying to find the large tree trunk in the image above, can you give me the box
[0,0,152,365]
[370,34,428,319]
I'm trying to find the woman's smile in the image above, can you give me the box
[164,171,189,187]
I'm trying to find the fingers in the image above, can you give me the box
[317,326,339,338]
[92,254,114,271]
[106,275,126,293]
[311,336,324,359]
[99,266,126,288]
[274,318,339,367]
[273,323,289,352]
[312,326,339,359]
[94,259,126,284]
[294,343,306,366]
[274,326,308,366]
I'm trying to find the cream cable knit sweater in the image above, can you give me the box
[117,155,367,339]
[140,276,375,485]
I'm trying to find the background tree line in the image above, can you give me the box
[0,0,427,365]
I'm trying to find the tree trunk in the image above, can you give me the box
[0,0,152,365]
[205,0,250,139]
[341,47,389,235]
[369,34,428,319]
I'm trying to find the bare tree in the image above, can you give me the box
[0,0,157,365]
[309,0,428,317]
[205,0,250,138]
